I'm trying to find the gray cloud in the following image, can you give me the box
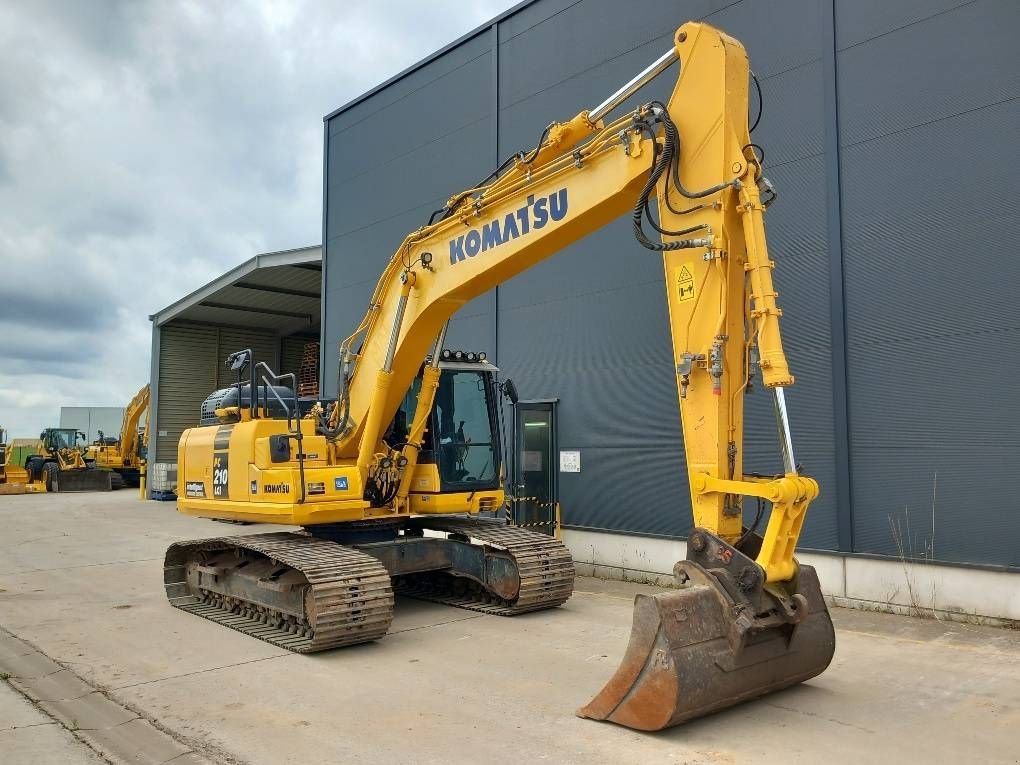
[0,0,512,436]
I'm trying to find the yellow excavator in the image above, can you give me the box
[87,384,150,488]
[164,21,834,730]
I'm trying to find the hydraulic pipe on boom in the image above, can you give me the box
[167,21,834,732]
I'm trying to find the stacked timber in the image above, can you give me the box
[298,342,319,398]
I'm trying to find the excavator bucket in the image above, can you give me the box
[53,469,113,492]
[578,533,835,731]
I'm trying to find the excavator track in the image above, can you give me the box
[393,518,575,615]
[164,532,394,653]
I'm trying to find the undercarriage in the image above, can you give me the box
[164,517,574,653]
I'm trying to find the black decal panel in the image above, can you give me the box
[212,452,229,497]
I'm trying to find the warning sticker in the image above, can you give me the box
[675,264,696,302]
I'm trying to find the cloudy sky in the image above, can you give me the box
[0,0,513,437]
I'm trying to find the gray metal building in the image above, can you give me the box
[59,407,125,445]
[321,0,1019,570]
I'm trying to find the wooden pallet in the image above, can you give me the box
[298,341,319,398]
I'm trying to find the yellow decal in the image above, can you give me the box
[675,265,696,302]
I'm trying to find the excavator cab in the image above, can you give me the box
[386,352,502,496]
[42,427,85,453]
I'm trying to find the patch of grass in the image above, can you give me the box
[887,471,940,621]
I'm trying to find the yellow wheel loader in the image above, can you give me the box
[164,21,834,730]
[0,431,43,494]
[23,428,112,492]
[87,384,150,489]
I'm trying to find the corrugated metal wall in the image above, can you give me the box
[154,325,218,463]
[214,329,279,390]
[323,0,1020,567]
[280,336,312,382]
[835,0,1020,566]
[154,324,283,464]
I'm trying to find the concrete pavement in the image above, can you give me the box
[0,679,105,764]
[0,491,1018,764]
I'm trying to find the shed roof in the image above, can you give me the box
[150,245,321,335]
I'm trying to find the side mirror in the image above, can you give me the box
[501,378,519,405]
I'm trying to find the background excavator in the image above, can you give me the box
[164,21,834,731]
[87,384,150,489]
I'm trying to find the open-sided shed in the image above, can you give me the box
[147,245,321,492]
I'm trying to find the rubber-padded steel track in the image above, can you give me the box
[394,518,574,615]
[164,532,393,653]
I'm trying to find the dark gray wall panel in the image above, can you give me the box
[499,280,680,446]
[328,117,494,237]
[834,0,974,50]
[841,106,1019,345]
[558,446,691,537]
[328,33,492,144]
[847,329,1020,561]
[838,0,1020,565]
[836,0,1018,147]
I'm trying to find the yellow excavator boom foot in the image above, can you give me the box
[578,530,835,731]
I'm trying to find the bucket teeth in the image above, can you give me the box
[578,562,835,731]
